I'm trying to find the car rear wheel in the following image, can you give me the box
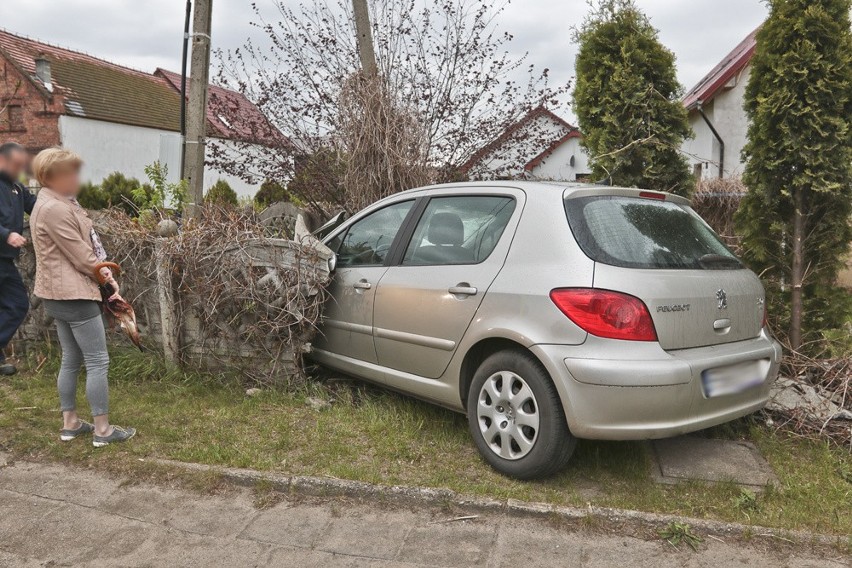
[466,350,576,479]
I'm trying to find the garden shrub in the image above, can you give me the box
[254,179,290,208]
[205,179,239,207]
[77,172,154,216]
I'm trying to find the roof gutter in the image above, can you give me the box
[696,101,724,179]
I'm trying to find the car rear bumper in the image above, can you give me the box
[531,331,783,440]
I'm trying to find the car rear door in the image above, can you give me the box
[315,199,416,363]
[373,193,521,378]
[564,191,764,350]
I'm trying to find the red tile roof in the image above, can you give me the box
[155,68,286,146]
[0,29,181,131]
[459,106,579,174]
[0,29,283,145]
[683,26,760,110]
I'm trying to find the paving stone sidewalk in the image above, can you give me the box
[0,457,846,567]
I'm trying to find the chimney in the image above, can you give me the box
[34,55,53,92]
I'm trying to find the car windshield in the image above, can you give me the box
[564,195,743,270]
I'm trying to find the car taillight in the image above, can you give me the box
[549,288,658,341]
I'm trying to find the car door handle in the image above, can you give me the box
[448,285,477,296]
[353,280,372,290]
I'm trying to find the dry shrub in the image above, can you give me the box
[691,177,746,252]
[338,73,431,212]
[769,351,852,450]
[96,207,330,386]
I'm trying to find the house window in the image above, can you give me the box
[693,163,703,180]
[3,104,24,131]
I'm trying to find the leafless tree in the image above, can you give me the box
[212,0,568,214]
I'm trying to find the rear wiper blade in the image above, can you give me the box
[698,254,742,269]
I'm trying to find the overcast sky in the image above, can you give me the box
[0,0,767,119]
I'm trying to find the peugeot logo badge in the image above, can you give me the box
[716,289,728,310]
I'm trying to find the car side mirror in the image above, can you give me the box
[314,211,348,240]
[328,253,337,273]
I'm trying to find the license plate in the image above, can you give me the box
[701,360,766,398]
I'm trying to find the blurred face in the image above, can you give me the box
[6,149,29,180]
[46,167,82,198]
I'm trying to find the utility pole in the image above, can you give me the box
[352,0,377,76]
[179,0,192,178]
[183,0,213,219]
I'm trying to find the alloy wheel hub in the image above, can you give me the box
[477,371,540,460]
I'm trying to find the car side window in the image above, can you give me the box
[333,200,414,267]
[402,195,515,266]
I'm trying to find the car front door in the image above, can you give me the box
[373,194,519,379]
[316,199,416,363]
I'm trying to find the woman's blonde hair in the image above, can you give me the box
[31,147,83,186]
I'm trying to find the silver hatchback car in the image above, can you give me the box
[312,182,782,479]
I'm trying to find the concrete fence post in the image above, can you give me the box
[154,221,180,365]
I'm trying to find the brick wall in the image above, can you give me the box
[0,55,63,154]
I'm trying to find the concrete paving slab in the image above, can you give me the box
[240,501,333,548]
[0,492,67,560]
[268,547,422,568]
[580,536,677,568]
[678,544,789,568]
[0,489,64,525]
[650,436,777,489]
[0,499,150,565]
[0,460,121,507]
[100,484,258,538]
[490,517,583,568]
[396,518,497,567]
[791,559,851,568]
[317,509,416,560]
[679,542,849,568]
[0,549,43,568]
[107,528,274,568]
[0,458,842,567]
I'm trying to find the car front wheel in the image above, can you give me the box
[466,350,576,479]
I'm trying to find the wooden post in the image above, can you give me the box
[183,0,213,219]
[352,0,377,76]
[154,239,180,365]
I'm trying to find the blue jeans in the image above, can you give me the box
[0,259,29,359]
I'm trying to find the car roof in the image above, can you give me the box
[397,180,690,204]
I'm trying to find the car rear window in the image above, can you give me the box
[564,195,743,270]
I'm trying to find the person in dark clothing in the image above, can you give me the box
[0,142,35,375]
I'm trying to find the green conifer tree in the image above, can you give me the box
[204,179,239,207]
[573,0,693,195]
[735,0,852,349]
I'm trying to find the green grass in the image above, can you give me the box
[659,521,703,551]
[1,347,850,535]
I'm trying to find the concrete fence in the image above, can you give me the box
[15,208,332,386]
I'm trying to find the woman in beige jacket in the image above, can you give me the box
[30,148,135,447]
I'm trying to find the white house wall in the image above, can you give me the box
[681,65,751,180]
[469,114,567,178]
[205,138,266,197]
[529,136,590,181]
[58,115,263,198]
[469,114,590,181]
